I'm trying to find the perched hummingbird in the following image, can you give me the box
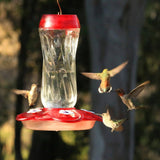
[99,109,126,132]
[116,81,150,110]
[12,84,39,107]
[81,61,128,93]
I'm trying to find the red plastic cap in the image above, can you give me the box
[39,14,80,29]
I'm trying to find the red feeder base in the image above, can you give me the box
[16,108,102,131]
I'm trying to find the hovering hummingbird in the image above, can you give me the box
[12,84,39,107]
[115,81,150,110]
[98,109,126,132]
[81,61,128,93]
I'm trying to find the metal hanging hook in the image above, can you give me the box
[57,0,62,15]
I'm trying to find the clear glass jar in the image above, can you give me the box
[39,15,80,108]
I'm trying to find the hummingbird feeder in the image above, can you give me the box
[16,14,102,131]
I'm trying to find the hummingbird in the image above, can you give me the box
[98,109,126,132]
[81,61,128,93]
[115,81,150,110]
[12,84,39,108]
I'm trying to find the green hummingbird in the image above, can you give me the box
[12,84,39,107]
[81,61,128,93]
[98,109,126,132]
[116,81,150,110]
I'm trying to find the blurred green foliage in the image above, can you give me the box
[136,0,160,159]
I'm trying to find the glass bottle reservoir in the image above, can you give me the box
[39,15,80,108]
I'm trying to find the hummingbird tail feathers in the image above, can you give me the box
[135,105,147,110]
[115,125,124,132]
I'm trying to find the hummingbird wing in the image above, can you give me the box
[81,72,101,80]
[127,81,150,98]
[12,89,29,98]
[108,61,128,77]
[106,109,111,120]
[114,118,126,125]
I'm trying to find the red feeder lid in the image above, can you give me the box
[39,14,80,29]
[16,108,102,131]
